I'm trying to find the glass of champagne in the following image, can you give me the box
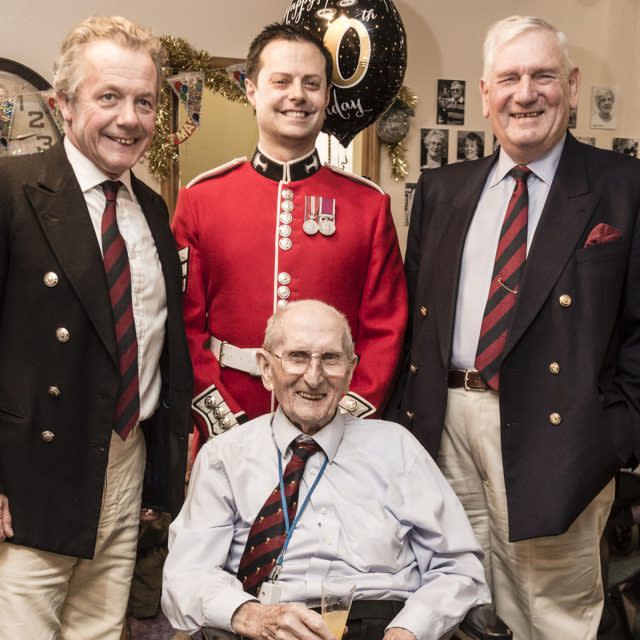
[321,577,356,640]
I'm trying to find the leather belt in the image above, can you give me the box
[448,368,488,391]
[209,336,261,377]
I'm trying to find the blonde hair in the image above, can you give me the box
[263,300,355,360]
[482,15,574,79]
[53,16,165,99]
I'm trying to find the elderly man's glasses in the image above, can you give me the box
[269,350,353,376]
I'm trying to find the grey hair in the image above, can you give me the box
[593,87,614,103]
[482,15,574,79]
[262,300,355,360]
[53,16,165,100]
[424,129,445,144]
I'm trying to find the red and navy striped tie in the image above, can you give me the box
[101,181,140,440]
[237,439,320,595]
[475,165,531,390]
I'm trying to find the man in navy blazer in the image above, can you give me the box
[391,15,640,639]
[0,16,192,639]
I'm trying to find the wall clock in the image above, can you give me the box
[0,58,62,156]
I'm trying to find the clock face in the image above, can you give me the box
[0,60,63,157]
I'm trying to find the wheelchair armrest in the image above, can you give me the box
[457,604,512,639]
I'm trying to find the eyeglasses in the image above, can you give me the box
[269,350,354,376]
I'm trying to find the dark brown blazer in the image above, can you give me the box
[0,143,193,558]
[389,133,640,541]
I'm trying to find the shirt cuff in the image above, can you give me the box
[202,587,258,632]
[386,601,446,640]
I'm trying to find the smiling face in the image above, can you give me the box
[464,137,480,160]
[480,28,580,164]
[596,90,614,115]
[57,40,157,179]
[244,39,330,161]
[257,303,354,435]
[425,134,443,159]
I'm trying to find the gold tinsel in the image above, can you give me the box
[396,85,418,112]
[385,141,409,182]
[148,36,249,180]
[379,85,417,182]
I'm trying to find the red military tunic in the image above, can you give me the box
[172,147,407,439]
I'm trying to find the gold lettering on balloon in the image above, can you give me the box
[323,16,371,89]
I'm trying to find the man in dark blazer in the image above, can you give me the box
[0,16,192,639]
[391,15,640,640]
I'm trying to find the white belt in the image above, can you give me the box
[210,336,261,377]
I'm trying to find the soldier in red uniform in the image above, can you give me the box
[172,23,407,440]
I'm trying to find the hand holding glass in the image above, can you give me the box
[321,577,355,640]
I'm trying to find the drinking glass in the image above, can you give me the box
[321,577,356,640]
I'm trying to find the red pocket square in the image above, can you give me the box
[584,223,622,248]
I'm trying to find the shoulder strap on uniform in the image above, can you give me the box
[323,163,385,194]
[186,157,247,188]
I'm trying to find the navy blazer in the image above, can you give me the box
[389,133,640,541]
[0,143,193,558]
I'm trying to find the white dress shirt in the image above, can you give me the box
[451,136,565,369]
[162,408,489,640]
[64,137,167,420]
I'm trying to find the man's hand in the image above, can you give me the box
[384,628,417,640]
[232,601,335,640]
[0,494,13,541]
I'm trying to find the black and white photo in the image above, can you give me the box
[613,137,638,157]
[437,79,465,125]
[591,86,616,129]
[457,131,485,161]
[404,182,417,226]
[420,128,448,169]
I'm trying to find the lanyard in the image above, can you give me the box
[269,442,328,582]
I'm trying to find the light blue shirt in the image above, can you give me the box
[162,408,489,640]
[451,136,565,369]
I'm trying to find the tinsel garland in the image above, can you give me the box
[384,140,409,182]
[397,85,418,112]
[378,85,418,182]
[148,36,249,180]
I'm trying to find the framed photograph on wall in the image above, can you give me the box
[436,79,465,125]
[404,183,417,226]
[457,131,485,161]
[591,86,616,129]
[577,136,596,146]
[612,137,638,157]
[420,128,448,169]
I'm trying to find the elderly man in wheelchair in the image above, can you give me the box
[162,300,510,640]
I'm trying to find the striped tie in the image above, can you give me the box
[475,166,531,390]
[236,439,320,596]
[101,181,140,440]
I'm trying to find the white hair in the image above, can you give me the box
[482,15,574,79]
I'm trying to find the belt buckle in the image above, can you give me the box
[218,340,227,368]
[464,368,485,392]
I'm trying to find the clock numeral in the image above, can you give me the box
[28,112,45,129]
[17,95,24,111]
[36,135,53,152]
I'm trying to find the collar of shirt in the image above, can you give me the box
[271,406,344,463]
[63,135,134,198]
[490,133,566,188]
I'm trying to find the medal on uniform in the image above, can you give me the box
[304,196,319,235]
[318,197,336,236]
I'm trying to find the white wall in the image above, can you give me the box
[2,1,287,81]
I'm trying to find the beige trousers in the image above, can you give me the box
[0,427,146,640]
[438,388,614,640]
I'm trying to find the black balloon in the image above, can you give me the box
[283,0,407,147]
